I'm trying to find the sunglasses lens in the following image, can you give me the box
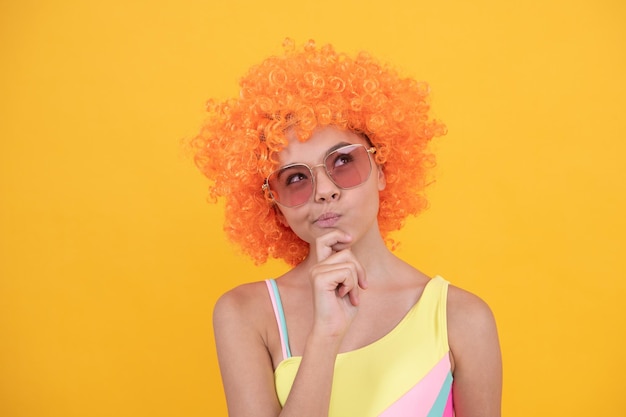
[267,165,313,207]
[325,145,372,188]
[266,144,374,208]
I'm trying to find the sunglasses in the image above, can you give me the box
[262,144,377,208]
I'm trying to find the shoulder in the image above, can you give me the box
[446,284,496,329]
[212,281,286,416]
[445,284,501,371]
[445,284,503,415]
[213,281,271,331]
[212,281,278,367]
[446,284,498,349]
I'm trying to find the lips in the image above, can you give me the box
[314,212,341,228]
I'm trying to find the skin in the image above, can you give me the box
[213,126,502,417]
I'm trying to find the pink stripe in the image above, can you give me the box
[443,391,454,417]
[379,355,451,417]
[265,280,288,360]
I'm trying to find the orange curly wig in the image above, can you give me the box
[191,39,446,266]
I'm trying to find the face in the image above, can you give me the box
[271,126,386,248]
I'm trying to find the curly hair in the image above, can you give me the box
[191,39,446,266]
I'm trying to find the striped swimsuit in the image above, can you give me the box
[265,276,454,416]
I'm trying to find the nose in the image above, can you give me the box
[312,164,340,203]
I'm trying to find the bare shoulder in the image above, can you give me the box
[446,285,497,332]
[446,284,502,416]
[213,281,270,329]
[212,281,274,360]
[446,284,499,359]
[212,281,284,416]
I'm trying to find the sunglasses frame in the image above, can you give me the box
[262,144,377,208]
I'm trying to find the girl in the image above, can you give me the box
[192,39,501,417]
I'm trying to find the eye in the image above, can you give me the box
[278,165,311,187]
[331,152,355,168]
[285,172,308,185]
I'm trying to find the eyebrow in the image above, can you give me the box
[277,141,354,173]
[325,141,352,154]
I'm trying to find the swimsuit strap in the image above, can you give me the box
[265,279,292,359]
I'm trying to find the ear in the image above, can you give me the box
[377,166,386,191]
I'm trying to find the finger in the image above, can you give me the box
[356,260,368,290]
[312,262,357,291]
[316,249,367,292]
[315,231,352,263]
[332,267,360,306]
[346,284,360,306]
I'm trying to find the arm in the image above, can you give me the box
[214,291,345,417]
[447,286,502,417]
[213,285,282,417]
[213,231,367,417]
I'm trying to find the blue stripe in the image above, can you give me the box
[269,279,292,358]
[426,371,453,417]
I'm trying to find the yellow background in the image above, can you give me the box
[1,0,624,416]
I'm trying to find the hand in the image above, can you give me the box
[309,230,368,339]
